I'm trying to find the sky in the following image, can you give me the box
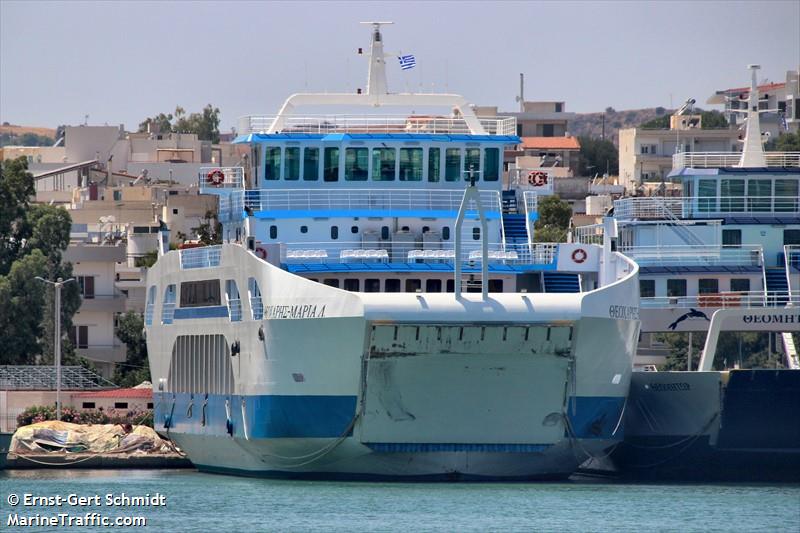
[1,0,798,133]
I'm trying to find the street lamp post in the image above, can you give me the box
[35,276,75,422]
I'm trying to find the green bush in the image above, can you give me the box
[16,405,154,428]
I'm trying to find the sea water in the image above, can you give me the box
[1,470,798,532]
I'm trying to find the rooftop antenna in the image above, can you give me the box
[515,73,524,112]
[359,21,393,97]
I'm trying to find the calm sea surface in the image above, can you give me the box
[1,469,798,532]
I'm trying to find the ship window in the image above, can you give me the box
[667,279,687,297]
[303,148,319,181]
[473,227,480,240]
[344,279,360,291]
[775,179,799,212]
[145,285,156,326]
[248,277,263,320]
[345,147,369,181]
[269,225,277,239]
[446,279,455,292]
[324,279,340,288]
[785,229,800,246]
[331,226,338,240]
[488,279,503,292]
[364,279,380,292]
[720,179,745,212]
[730,278,750,293]
[698,279,719,295]
[747,179,772,212]
[484,148,500,181]
[405,279,421,292]
[442,226,450,240]
[351,226,359,234]
[428,147,440,182]
[426,279,442,292]
[180,280,221,308]
[168,334,233,395]
[301,225,308,233]
[265,147,281,180]
[385,279,401,292]
[284,147,300,180]
[381,226,390,240]
[445,148,462,181]
[722,229,741,248]
[697,179,717,213]
[639,279,655,298]
[324,147,339,182]
[399,148,423,181]
[464,148,481,180]
[161,284,176,324]
[372,148,396,181]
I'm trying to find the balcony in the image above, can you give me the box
[75,344,126,363]
[613,196,800,220]
[672,151,800,169]
[79,293,127,313]
[64,242,126,263]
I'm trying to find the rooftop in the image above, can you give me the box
[72,387,152,399]
[520,136,581,150]
[0,365,116,390]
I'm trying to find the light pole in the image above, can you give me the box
[35,276,75,422]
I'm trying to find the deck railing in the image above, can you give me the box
[179,245,222,269]
[614,195,800,219]
[238,115,517,136]
[243,189,502,214]
[619,245,763,268]
[640,290,800,309]
[197,167,244,191]
[672,151,800,169]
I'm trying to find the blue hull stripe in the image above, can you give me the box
[567,396,626,439]
[173,306,229,319]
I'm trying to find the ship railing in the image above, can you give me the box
[613,195,800,219]
[243,188,502,214]
[219,193,244,221]
[618,244,764,268]
[179,245,222,269]
[238,115,517,136]
[250,298,264,320]
[510,169,555,195]
[197,167,244,191]
[573,223,605,245]
[161,302,175,325]
[640,290,800,309]
[144,302,155,326]
[673,151,800,169]
[227,298,242,322]
[280,241,558,266]
[785,245,800,294]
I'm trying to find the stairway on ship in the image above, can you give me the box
[765,266,790,305]
[543,272,581,293]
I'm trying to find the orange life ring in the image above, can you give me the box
[206,169,225,186]
[571,248,588,264]
[528,171,547,187]
[255,246,268,260]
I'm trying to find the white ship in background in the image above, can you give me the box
[145,23,640,480]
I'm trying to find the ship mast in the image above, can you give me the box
[361,21,392,97]
[737,64,767,168]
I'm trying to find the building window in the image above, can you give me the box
[78,276,95,299]
[372,148,396,181]
[426,279,442,292]
[730,278,750,293]
[70,325,89,349]
[364,279,380,292]
[114,402,128,409]
[324,147,339,182]
[303,148,319,181]
[345,147,369,181]
[442,226,450,240]
[555,103,562,112]
[265,147,281,180]
[464,148,481,179]
[344,279,359,291]
[722,229,741,247]
[698,279,719,295]
[484,148,499,181]
[331,226,338,240]
[399,148,423,181]
[323,279,339,288]
[82,402,95,409]
[667,279,687,297]
[640,279,655,298]
[385,279,401,292]
[405,279,421,292]
[269,225,277,239]
[428,147,440,182]
[172,208,179,215]
[445,148,462,181]
[284,147,300,180]
[542,124,554,137]
[446,279,455,292]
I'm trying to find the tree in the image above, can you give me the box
[191,210,222,245]
[577,136,619,176]
[0,157,36,274]
[0,250,48,364]
[534,195,572,243]
[658,331,784,371]
[640,115,670,129]
[138,104,221,143]
[113,311,151,388]
[766,132,800,151]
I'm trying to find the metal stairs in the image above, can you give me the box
[765,266,790,305]
[502,213,528,246]
[782,333,800,370]
[543,272,581,293]
[655,198,706,247]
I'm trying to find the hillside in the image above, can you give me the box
[0,123,56,147]
[0,123,56,138]
[569,107,672,144]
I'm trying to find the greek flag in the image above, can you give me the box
[398,54,416,70]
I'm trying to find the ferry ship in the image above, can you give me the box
[144,23,640,480]
[575,65,800,480]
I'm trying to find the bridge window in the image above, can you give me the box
[698,279,719,295]
[442,226,450,240]
[464,148,481,180]
[285,147,300,180]
[730,279,750,293]
[181,280,221,308]
[345,148,369,181]
[667,279,687,297]
[331,226,339,240]
[425,279,442,292]
[720,179,745,212]
[365,279,380,292]
[324,147,339,182]
[697,179,717,212]
[639,279,655,298]
[265,147,281,180]
[303,148,319,181]
[775,179,799,212]
[385,279,401,292]
[372,148,396,181]
[747,179,772,212]
[399,148,423,181]
[484,148,500,181]
[269,225,277,239]
[344,279,359,291]
[445,148,462,181]
[428,148,440,182]
[405,279,421,292]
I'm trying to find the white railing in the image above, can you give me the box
[673,151,800,169]
[227,298,242,322]
[785,245,800,294]
[238,115,517,136]
[522,191,539,214]
[144,302,155,326]
[573,223,604,245]
[243,188,502,214]
[161,302,175,325]
[250,298,264,320]
[198,167,245,190]
[640,291,800,309]
[219,193,244,221]
[179,245,222,269]
[614,195,800,219]
[619,245,763,268]
[280,241,558,266]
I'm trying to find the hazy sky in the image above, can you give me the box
[1,0,798,132]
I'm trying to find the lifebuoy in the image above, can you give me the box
[528,171,548,187]
[206,169,225,186]
[571,248,588,264]
[255,246,268,260]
